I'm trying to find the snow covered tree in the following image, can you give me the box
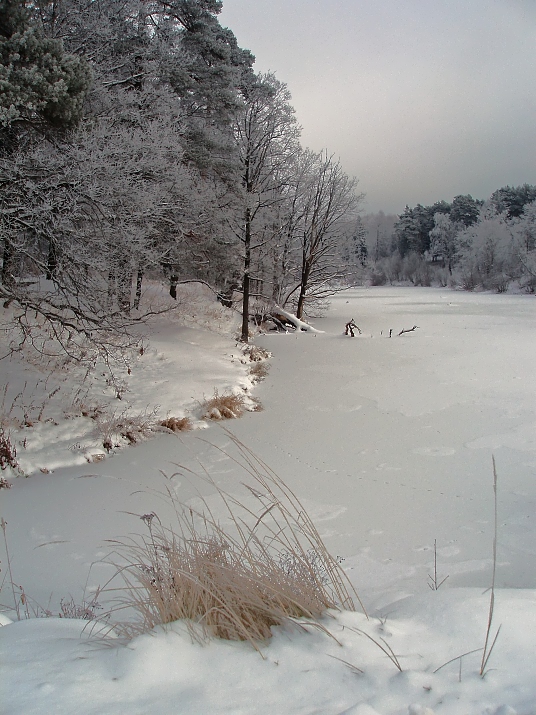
[490,184,536,219]
[512,200,536,291]
[0,0,258,362]
[429,212,461,273]
[0,0,91,137]
[394,206,421,256]
[450,194,480,227]
[289,151,361,319]
[394,202,450,257]
[456,206,517,291]
[232,71,300,341]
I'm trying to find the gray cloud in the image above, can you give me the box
[220,0,536,213]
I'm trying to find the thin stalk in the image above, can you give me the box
[1,517,20,620]
[480,455,501,676]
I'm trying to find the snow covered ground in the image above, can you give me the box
[1,286,536,714]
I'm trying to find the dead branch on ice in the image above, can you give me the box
[398,325,419,336]
[344,320,361,337]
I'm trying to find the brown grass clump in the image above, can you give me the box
[95,408,157,451]
[160,417,193,433]
[109,432,365,650]
[201,390,246,420]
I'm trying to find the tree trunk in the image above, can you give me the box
[240,207,252,342]
[46,238,57,280]
[134,269,143,309]
[117,264,132,313]
[296,263,311,319]
[1,237,15,286]
[107,266,116,307]
[169,275,178,300]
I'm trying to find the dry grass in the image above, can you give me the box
[160,417,193,433]
[200,390,246,420]
[95,408,157,452]
[243,345,271,362]
[108,432,365,650]
[249,361,270,382]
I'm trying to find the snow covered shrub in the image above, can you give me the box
[74,402,107,420]
[249,361,270,383]
[369,254,404,285]
[243,345,271,362]
[435,267,450,287]
[401,252,432,286]
[111,435,362,648]
[457,206,519,291]
[460,268,478,291]
[201,391,246,420]
[95,409,157,452]
[0,476,12,489]
[248,396,264,412]
[368,268,387,286]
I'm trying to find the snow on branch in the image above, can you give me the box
[271,306,323,333]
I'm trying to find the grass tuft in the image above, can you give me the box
[160,417,193,433]
[108,432,365,649]
[200,390,246,420]
[250,361,270,382]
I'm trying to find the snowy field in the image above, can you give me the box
[1,286,536,715]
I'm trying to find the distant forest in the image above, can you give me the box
[1,0,535,363]
[358,183,536,292]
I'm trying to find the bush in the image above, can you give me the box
[249,361,270,382]
[369,269,387,286]
[461,269,478,291]
[110,434,363,649]
[243,345,271,362]
[95,408,157,452]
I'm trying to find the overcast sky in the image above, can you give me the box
[219,0,536,215]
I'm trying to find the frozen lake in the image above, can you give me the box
[229,287,536,606]
[2,286,536,614]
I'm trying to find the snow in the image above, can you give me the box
[2,286,536,714]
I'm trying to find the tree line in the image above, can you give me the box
[357,185,536,293]
[0,0,363,362]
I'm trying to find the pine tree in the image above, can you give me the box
[0,0,91,135]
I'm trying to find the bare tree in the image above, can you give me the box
[283,151,362,319]
[233,72,300,341]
